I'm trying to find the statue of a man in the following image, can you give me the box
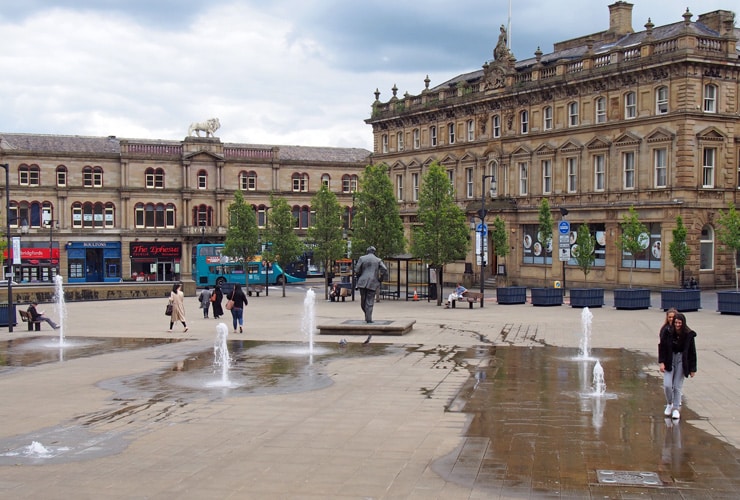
[354,246,388,326]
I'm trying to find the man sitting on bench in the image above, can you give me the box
[445,283,467,309]
[28,302,60,330]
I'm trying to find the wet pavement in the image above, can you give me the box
[0,286,738,498]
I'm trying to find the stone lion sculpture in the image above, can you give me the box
[188,118,221,138]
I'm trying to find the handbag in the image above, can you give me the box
[225,290,235,310]
[210,293,216,303]
[165,303,173,316]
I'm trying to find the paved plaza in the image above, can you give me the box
[0,284,739,499]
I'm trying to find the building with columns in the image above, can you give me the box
[0,133,369,283]
[366,2,740,290]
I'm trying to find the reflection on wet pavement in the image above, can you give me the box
[436,345,740,498]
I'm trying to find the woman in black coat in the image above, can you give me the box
[658,312,697,420]
[212,284,224,319]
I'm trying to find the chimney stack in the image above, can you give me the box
[608,1,634,36]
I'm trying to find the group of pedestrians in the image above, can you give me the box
[168,282,249,334]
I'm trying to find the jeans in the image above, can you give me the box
[231,307,244,330]
[663,352,685,409]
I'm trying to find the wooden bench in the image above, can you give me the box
[19,309,41,331]
[452,291,484,309]
[247,285,265,297]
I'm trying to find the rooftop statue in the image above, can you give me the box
[188,118,220,138]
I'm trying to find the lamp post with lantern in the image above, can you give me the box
[473,174,496,308]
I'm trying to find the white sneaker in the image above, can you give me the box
[671,408,680,420]
[664,404,672,417]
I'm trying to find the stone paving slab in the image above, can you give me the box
[0,285,738,498]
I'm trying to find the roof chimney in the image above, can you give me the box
[608,1,634,36]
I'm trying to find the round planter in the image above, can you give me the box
[660,289,701,312]
[570,288,604,308]
[613,288,651,310]
[717,290,740,315]
[531,287,563,307]
[496,286,527,305]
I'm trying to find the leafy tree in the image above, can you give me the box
[618,206,648,288]
[410,162,468,305]
[263,195,305,297]
[489,215,509,287]
[223,190,260,265]
[537,198,553,285]
[307,185,345,299]
[668,216,690,287]
[351,163,405,260]
[716,202,740,290]
[573,223,596,285]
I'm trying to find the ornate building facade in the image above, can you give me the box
[366,2,740,289]
[0,133,369,283]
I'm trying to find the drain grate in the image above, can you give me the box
[597,470,662,486]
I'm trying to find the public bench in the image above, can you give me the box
[452,291,484,309]
[18,309,41,331]
[331,283,353,302]
[247,285,265,297]
[380,283,400,300]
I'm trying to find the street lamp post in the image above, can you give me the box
[200,219,206,244]
[261,206,272,296]
[1,164,13,332]
[478,174,495,308]
[44,217,59,281]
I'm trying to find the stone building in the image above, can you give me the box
[0,133,369,283]
[365,2,740,290]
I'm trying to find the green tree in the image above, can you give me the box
[573,223,596,285]
[716,202,740,290]
[489,215,509,287]
[618,206,648,288]
[223,190,260,265]
[263,195,305,297]
[668,216,690,287]
[410,162,468,305]
[351,163,405,260]
[307,185,345,299]
[537,198,554,284]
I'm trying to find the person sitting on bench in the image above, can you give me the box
[445,283,467,308]
[28,302,60,330]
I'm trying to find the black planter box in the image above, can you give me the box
[717,291,740,315]
[660,289,701,312]
[531,287,563,307]
[570,288,604,308]
[613,288,651,310]
[496,286,527,305]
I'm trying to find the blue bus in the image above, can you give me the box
[191,244,305,287]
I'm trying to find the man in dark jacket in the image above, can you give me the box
[28,302,59,330]
[354,246,388,325]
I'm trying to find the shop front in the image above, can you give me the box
[2,243,59,283]
[66,241,122,283]
[130,242,182,282]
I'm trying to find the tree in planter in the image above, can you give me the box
[489,215,509,287]
[617,206,648,288]
[223,190,260,266]
[263,195,305,297]
[573,223,596,285]
[307,185,346,300]
[716,202,740,291]
[410,162,468,306]
[537,198,554,285]
[668,216,690,287]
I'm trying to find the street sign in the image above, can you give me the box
[559,234,570,246]
[559,247,570,261]
[477,223,488,236]
[558,221,570,235]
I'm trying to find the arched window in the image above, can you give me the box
[134,202,176,228]
[197,169,207,189]
[520,111,528,134]
[191,205,212,226]
[492,115,500,138]
[655,86,669,114]
[71,201,112,228]
[700,225,714,270]
[257,205,270,227]
[9,200,52,228]
[145,167,165,189]
[18,164,40,186]
[321,173,331,189]
[56,165,68,187]
[341,174,358,193]
[292,172,308,192]
[82,166,103,187]
[624,91,637,119]
[239,170,257,191]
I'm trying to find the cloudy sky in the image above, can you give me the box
[0,1,732,150]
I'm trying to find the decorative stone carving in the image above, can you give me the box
[188,118,221,138]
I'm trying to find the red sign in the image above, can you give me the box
[130,242,182,259]
[2,247,59,260]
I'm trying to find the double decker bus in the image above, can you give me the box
[191,243,305,287]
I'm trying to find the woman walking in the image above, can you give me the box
[212,283,224,319]
[658,312,697,420]
[228,283,249,333]
[168,283,189,333]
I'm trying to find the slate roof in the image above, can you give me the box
[0,133,371,163]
